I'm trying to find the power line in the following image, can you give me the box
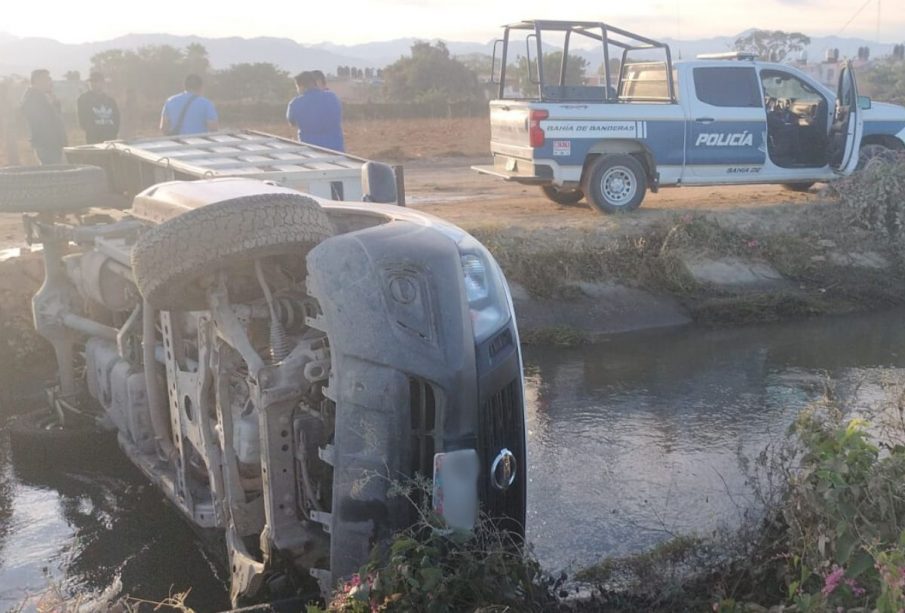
[836,0,876,37]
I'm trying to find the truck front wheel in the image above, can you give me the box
[583,155,647,214]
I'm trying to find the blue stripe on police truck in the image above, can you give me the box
[863,120,905,139]
[537,119,685,166]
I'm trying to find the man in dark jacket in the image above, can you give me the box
[20,69,67,165]
[77,71,120,144]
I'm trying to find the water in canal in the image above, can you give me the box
[1,309,903,609]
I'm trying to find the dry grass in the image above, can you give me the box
[1,116,490,167]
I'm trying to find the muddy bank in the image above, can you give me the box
[0,249,52,413]
[0,194,901,375]
[464,200,905,343]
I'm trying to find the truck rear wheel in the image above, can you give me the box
[540,185,584,206]
[583,155,647,214]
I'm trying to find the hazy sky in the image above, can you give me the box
[6,0,904,44]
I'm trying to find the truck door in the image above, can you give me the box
[684,65,767,182]
[828,61,864,174]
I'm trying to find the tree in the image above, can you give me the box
[209,63,293,102]
[63,70,81,82]
[381,41,483,104]
[734,30,811,63]
[458,53,494,79]
[90,44,212,101]
[183,43,210,76]
[515,51,588,94]
[861,59,905,106]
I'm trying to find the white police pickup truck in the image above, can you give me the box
[473,20,905,213]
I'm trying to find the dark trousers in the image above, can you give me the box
[34,145,63,165]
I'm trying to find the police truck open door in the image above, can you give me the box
[830,61,863,174]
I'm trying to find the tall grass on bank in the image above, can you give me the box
[834,152,905,253]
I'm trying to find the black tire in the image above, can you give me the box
[6,408,111,466]
[0,165,107,213]
[540,185,584,206]
[782,182,815,192]
[857,143,900,171]
[131,194,334,311]
[582,155,647,214]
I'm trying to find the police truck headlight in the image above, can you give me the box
[457,237,510,342]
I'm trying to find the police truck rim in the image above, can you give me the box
[601,166,637,206]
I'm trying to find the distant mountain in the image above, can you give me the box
[313,38,494,67]
[0,33,374,77]
[0,31,899,79]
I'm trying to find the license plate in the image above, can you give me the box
[432,449,479,531]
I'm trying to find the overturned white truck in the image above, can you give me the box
[1,131,526,606]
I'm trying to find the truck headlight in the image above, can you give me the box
[458,237,510,343]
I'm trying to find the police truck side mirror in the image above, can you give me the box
[857,95,872,110]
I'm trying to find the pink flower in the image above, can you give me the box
[845,578,866,597]
[822,565,845,596]
[746,239,760,249]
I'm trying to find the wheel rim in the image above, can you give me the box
[599,166,637,206]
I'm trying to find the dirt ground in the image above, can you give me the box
[1,113,818,250]
[0,154,820,252]
[402,156,820,230]
[2,116,900,339]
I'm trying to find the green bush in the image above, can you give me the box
[726,407,905,612]
[834,154,905,250]
[322,479,560,613]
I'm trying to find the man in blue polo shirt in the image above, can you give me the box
[160,74,219,136]
[287,71,345,152]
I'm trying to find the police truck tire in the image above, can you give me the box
[781,182,815,192]
[583,155,647,214]
[540,185,584,206]
[0,165,107,213]
[857,143,899,171]
[131,194,334,311]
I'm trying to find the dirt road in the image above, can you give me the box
[403,156,822,232]
[0,155,823,251]
[0,110,823,250]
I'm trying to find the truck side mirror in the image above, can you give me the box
[361,161,399,205]
[857,95,872,110]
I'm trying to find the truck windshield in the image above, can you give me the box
[491,20,675,104]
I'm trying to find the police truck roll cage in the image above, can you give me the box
[491,19,676,103]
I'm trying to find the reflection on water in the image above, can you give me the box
[524,309,905,571]
[0,309,903,604]
[0,440,228,610]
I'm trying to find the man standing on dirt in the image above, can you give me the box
[160,74,219,136]
[20,69,67,165]
[287,71,345,152]
[77,71,120,144]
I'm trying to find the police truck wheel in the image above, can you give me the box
[857,144,899,171]
[781,182,815,192]
[583,155,647,214]
[540,185,584,206]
